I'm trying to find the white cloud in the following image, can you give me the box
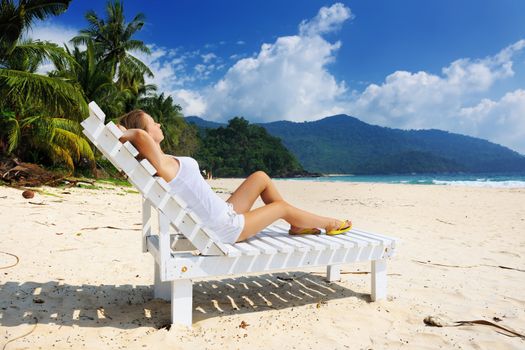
[133,46,188,91]
[299,2,353,37]
[458,89,525,153]
[194,63,216,79]
[26,21,78,47]
[171,89,207,116]
[133,46,227,94]
[174,3,353,122]
[349,39,525,152]
[132,44,213,93]
[202,35,347,121]
[201,53,217,63]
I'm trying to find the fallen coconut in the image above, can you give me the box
[22,190,35,199]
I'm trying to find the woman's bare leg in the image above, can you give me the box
[226,171,284,213]
[236,200,346,242]
[226,171,322,233]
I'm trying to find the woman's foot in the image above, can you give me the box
[289,225,321,235]
[325,219,352,235]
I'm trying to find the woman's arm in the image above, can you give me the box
[118,128,178,182]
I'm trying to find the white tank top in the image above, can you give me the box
[167,156,229,230]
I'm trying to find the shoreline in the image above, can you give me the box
[279,173,525,188]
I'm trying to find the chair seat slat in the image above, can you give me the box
[285,236,326,250]
[315,234,354,248]
[350,232,385,246]
[257,235,295,253]
[234,242,261,256]
[333,233,368,247]
[245,238,278,254]
[352,229,397,245]
[267,235,312,252]
[221,243,243,257]
[300,234,342,249]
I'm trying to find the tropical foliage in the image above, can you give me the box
[70,0,153,113]
[196,117,305,178]
[0,0,71,53]
[0,0,93,172]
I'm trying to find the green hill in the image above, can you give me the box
[194,117,306,178]
[186,114,525,174]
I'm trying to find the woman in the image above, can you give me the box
[117,110,352,244]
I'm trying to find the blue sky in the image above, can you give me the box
[31,0,525,154]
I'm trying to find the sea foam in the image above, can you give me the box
[432,180,525,188]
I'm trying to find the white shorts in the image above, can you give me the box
[209,203,245,244]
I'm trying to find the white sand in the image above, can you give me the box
[0,180,524,349]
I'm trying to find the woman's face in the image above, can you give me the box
[143,113,164,143]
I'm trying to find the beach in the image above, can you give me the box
[1,180,524,349]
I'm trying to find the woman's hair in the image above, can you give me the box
[117,109,147,130]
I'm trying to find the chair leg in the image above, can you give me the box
[154,261,171,301]
[371,259,387,301]
[326,264,341,282]
[171,279,193,327]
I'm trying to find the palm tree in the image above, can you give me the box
[0,0,95,173]
[0,0,71,54]
[0,0,85,117]
[51,40,129,119]
[0,40,95,172]
[71,0,153,91]
[0,39,88,117]
[0,106,95,171]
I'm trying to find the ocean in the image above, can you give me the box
[286,173,525,188]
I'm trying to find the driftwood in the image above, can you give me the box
[413,260,525,272]
[0,158,63,187]
[424,315,525,339]
[61,178,96,188]
[0,251,19,269]
[1,317,38,350]
[0,158,99,188]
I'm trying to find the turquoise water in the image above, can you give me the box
[286,173,525,188]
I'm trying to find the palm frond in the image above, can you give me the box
[0,1,22,51]
[23,0,71,22]
[24,113,93,171]
[122,53,153,77]
[5,40,77,71]
[70,31,91,47]
[85,10,104,28]
[0,0,71,53]
[51,117,82,134]
[0,110,21,153]
[124,39,150,54]
[0,68,88,118]
[52,128,81,161]
[78,136,96,164]
[47,143,74,171]
[19,114,42,129]
[124,14,146,38]
[29,114,55,144]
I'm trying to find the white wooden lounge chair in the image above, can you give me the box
[81,101,399,327]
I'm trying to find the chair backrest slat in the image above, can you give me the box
[81,101,228,256]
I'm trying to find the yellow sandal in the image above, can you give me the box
[326,220,352,235]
